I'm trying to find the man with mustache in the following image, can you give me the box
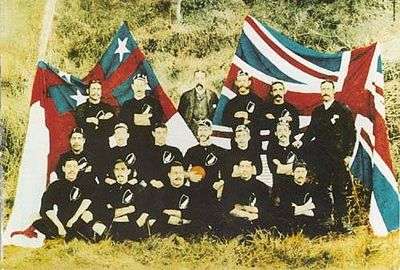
[119,74,163,149]
[54,127,97,180]
[184,119,226,191]
[294,80,356,233]
[271,161,331,237]
[222,71,263,134]
[178,69,219,134]
[75,80,116,153]
[260,81,300,142]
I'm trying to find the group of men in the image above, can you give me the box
[13,69,356,242]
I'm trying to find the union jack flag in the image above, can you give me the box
[213,15,399,236]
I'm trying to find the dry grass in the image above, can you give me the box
[1,0,399,268]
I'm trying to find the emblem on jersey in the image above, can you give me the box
[178,194,190,210]
[96,110,105,118]
[249,192,257,207]
[331,114,340,124]
[69,186,81,201]
[142,103,153,114]
[122,189,134,204]
[286,151,296,164]
[78,157,88,171]
[280,109,293,123]
[162,151,174,164]
[205,152,217,166]
[246,101,255,113]
[125,153,136,165]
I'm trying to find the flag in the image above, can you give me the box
[213,15,399,235]
[3,22,197,247]
[84,21,197,152]
[3,61,87,247]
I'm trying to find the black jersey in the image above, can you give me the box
[39,176,98,224]
[156,184,192,223]
[223,143,262,180]
[302,101,355,158]
[184,144,226,184]
[260,101,300,138]
[222,92,263,129]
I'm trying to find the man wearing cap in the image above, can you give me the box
[178,69,219,134]
[221,159,272,238]
[54,127,97,180]
[260,81,300,140]
[19,158,99,241]
[119,75,163,148]
[222,71,263,134]
[223,125,262,181]
[271,161,331,237]
[294,80,356,232]
[184,119,226,191]
[75,80,116,153]
[143,123,183,187]
[266,122,300,195]
[89,159,151,241]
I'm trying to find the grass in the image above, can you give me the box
[1,0,400,268]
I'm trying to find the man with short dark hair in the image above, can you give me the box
[74,80,116,152]
[119,75,163,148]
[222,71,263,133]
[178,69,219,134]
[260,81,300,140]
[271,161,331,237]
[294,80,356,232]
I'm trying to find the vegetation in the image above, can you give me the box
[1,0,399,268]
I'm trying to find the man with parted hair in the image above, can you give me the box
[260,81,300,140]
[178,69,219,134]
[75,80,116,153]
[294,80,356,233]
[119,74,163,148]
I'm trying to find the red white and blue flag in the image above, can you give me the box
[213,15,399,236]
[3,22,196,247]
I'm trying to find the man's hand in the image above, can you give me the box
[57,225,67,237]
[66,216,78,228]
[99,112,114,120]
[81,210,93,223]
[150,179,164,189]
[292,140,303,149]
[273,159,293,175]
[188,171,203,182]
[134,114,152,126]
[163,209,181,218]
[92,222,107,236]
[105,177,116,185]
[234,111,248,119]
[86,117,99,126]
[265,113,275,120]
[167,215,181,225]
[232,165,241,177]
[136,213,149,227]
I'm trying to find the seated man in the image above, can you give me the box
[221,160,272,238]
[90,159,151,242]
[74,80,116,153]
[271,161,331,237]
[266,122,300,194]
[119,74,163,148]
[223,125,262,180]
[143,123,183,186]
[27,158,99,241]
[54,127,96,180]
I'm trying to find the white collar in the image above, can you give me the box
[323,100,334,110]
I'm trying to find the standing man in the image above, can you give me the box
[295,80,356,232]
[178,69,219,134]
[222,71,263,135]
[75,80,116,153]
[260,81,300,140]
[119,74,163,148]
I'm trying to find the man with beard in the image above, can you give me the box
[75,80,116,153]
[266,122,300,195]
[222,71,263,135]
[221,160,272,238]
[178,69,219,134]
[223,125,262,181]
[119,74,163,148]
[272,161,331,237]
[184,119,226,189]
[18,158,99,241]
[260,81,300,140]
[144,123,183,187]
[89,159,151,241]
[294,80,356,232]
[100,123,142,181]
[54,127,97,180]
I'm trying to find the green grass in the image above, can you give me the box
[1,0,400,268]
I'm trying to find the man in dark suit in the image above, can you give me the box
[178,69,219,134]
[294,80,356,232]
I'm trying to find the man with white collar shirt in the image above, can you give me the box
[293,80,356,233]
